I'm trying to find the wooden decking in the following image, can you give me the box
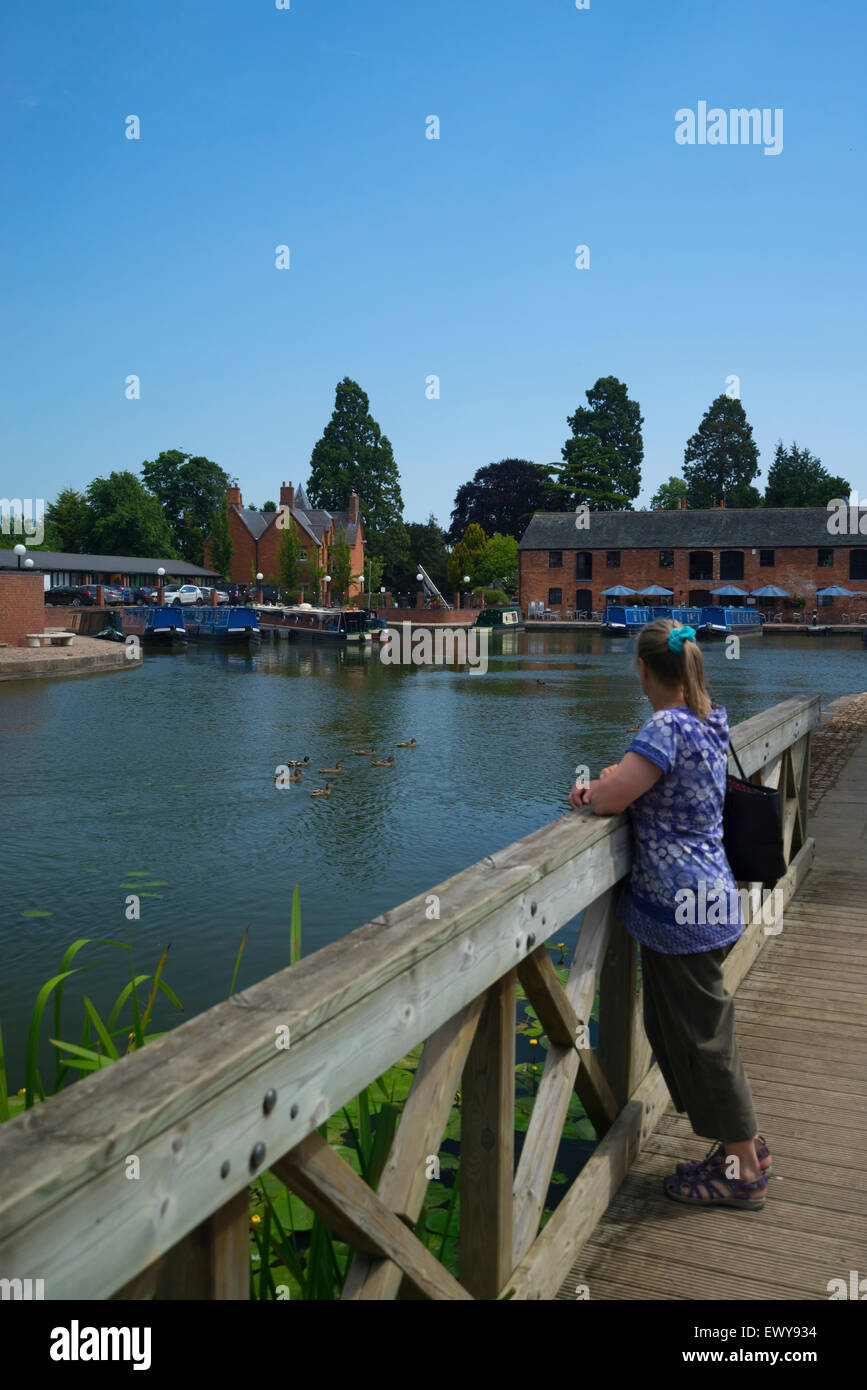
[556,721,867,1301]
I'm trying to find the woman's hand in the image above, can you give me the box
[569,779,598,809]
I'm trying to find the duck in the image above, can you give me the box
[371,756,395,767]
[286,756,311,767]
[284,770,302,782]
[310,784,332,797]
[396,738,417,747]
[317,762,343,775]
[353,747,377,756]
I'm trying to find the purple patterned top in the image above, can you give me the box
[623,703,742,955]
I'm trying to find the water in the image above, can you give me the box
[1,629,863,1084]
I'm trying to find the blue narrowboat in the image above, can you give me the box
[182,606,260,644]
[601,605,652,633]
[697,606,763,639]
[143,607,188,646]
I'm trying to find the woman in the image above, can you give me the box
[569,619,769,1209]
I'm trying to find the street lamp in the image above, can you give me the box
[323,574,331,608]
[256,572,264,605]
[463,574,470,609]
[23,558,34,568]
[156,566,165,606]
[13,543,25,570]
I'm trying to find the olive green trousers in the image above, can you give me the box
[640,942,758,1142]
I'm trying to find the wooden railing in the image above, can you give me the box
[0,696,820,1300]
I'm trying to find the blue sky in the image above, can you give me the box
[2,0,865,528]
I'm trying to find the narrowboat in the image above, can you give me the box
[142,608,188,646]
[258,605,369,641]
[474,605,525,629]
[601,605,652,633]
[696,606,763,639]
[121,606,187,646]
[182,606,260,644]
[360,608,389,641]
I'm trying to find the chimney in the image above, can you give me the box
[348,490,359,524]
[280,480,295,509]
[226,483,242,507]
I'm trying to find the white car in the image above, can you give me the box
[164,584,205,606]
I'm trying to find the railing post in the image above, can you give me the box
[459,971,515,1299]
[154,1190,250,1299]
[597,920,643,1109]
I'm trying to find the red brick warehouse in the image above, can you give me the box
[205,481,367,603]
[517,504,867,619]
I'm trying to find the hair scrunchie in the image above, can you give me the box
[668,624,696,652]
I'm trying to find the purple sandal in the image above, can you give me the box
[664,1167,768,1210]
[676,1135,773,1179]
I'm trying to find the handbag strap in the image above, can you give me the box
[728,736,749,782]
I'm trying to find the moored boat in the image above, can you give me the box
[142,608,188,646]
[697,606,763,639]
[474,605,524,629]
[258,604,368,641]
[182,606,260,644]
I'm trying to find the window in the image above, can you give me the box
[576,551,592,580]
[547,588,562,607]
[689,589,711,607]
[759,549,775,567]
[659,549,674,569]
[548,550,562,569]
[606,551,621,568]
[689,551,713,581]
[720,550,744,580]
[818,548,833,567]
[299,548,307,561]
[851,549,867,581]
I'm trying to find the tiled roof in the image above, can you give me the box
[518,507,867,550]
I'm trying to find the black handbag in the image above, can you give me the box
[723,740,788,884]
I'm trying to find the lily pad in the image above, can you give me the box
[20,910,52,918]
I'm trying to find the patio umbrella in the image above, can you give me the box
[600,585,637,596]
[711,585,749,596]
[816,585,857,597]
[751,585,791,597]
[637,584,674,596]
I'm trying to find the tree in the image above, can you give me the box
[262,500,277,512]
[44,488,89,552]
[394,515,449,594]
[307,558,324,604]
[649,476,689,510]
[307,377,404,558]
[447,459,553,544]
[476,533,519,592]
[683,396,761,508]
[330,525,354,602]
[550,376,644,511]
[764,441,850,508]
[278,518,301,601]
[209,494,233,579]
[83,472,177,557]
[447,523,488,590]
[141,449,230,565]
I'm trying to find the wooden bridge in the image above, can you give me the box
[0,693,861,1300]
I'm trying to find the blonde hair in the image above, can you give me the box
[636,619,712,721]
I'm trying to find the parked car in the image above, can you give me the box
[45,585,96,607]
[100,584,124,606]
[163,584,205,606]
[130,586,158,605]
[215,581,246,604]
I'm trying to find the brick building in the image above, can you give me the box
[205,481,366,603]
[518,505,867,619]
